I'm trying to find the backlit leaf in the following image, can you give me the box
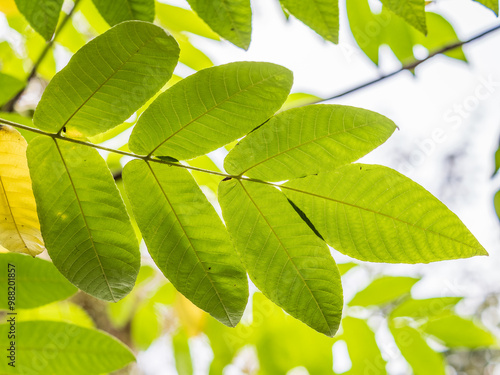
[381,0,427,35]
[14,0,63,40]
[279,0,339,43]
[92,0,155,26]
[0,321,135,374]
[27,137,140,302]
[129,62,293,160]
[219,179,343,336]
[0,125,44,256]
[0,253,76,309]
[186,0,251,49]
[284,164,487,263]
[33,21,179,137]
[123,160,248,327]
[349,276,419,307]
[225,105,396,181]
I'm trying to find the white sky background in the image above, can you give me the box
[2,0,500,373]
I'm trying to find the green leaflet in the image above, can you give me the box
[279,0,339,43]
[156,3,220,40]
[27,137,140,302]
[123,160,248,327]
[474,0,499,15]
[92,0,155,26]
[14,0,63,40]
[381,0,427,35]
[284,164,487,263]
[341,317,387,374]
[225,105,396,181]
[0,72,23,107]
[0,253,77,309]
[0,321,135,374]
[173,329,194,375]
[349,276,419,307]
[219,179,342,336]
[347,0,465,66]
[129,62,293,160]
[33,21,179,137]
[390,324,446,375]
[422,314,497,348]
[390,297,462,319]
[251,293,335,374]
[186,0,251,49]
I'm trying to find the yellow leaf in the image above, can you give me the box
[0,125,44,256]
[0,0,19,16]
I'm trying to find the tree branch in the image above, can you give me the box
[306,23,500,106]
[2,0,82,112]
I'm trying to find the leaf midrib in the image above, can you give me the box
[238,180,333,334]
[146,161,235,326]
[53,139,116,301]
[281,183,484,253]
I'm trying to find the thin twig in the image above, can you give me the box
[2,0,82,112]
[305,23,500,106]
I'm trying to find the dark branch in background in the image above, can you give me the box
[307,23,500,106]
[1,0,82,112]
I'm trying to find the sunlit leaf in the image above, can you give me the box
[129,62,292,160]
[33,21,179,137]
[0,73,23,107]
[337,262,358,276]
[284,164,487,263]
[13,0,63,40]
[381,0,427,35]
[390,323,446,375]
[473,0,499,15]
[349,276,419,307]
[92,0,154,26]
[390,297,462,319]
[11,301,94,328]
[0,321,135,374]
[219,179,343,336]
[27,137,140,302]
[0,125,44,256]
[123,160,248,327]
[173,329,194,375]
[186,0,251,49]
[423,314,497,348]
[156,3,220,40]
[341,317,387,374]
[280,0,339,43]
[0,253,76,309]
[225,105,396,181]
